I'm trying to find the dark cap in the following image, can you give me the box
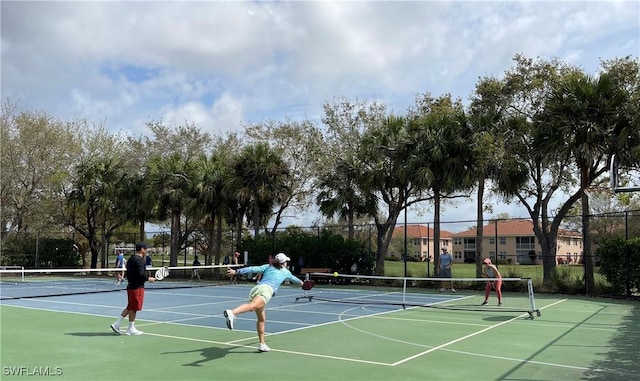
[135,242,148,251]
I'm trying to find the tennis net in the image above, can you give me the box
[296,273,541,319]
[0,265,234,300]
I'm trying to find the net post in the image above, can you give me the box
[402,277,407,307]
[22,266,25,282]
[526,278,539,318]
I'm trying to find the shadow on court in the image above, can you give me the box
[162,346,255,367]
[65,332,121,337]
[482,315,521,322]
[585,304,640,381]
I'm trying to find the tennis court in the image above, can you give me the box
[1,272,638,381]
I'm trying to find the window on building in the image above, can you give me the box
[489,237,495,245]
[463,238,476,251]
[499,251,507,260]
[500,237,506,245]
[516,236,536,250]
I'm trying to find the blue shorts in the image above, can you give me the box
[440,268,452,278]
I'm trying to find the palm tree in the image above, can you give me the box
[67,158,128,268]
[228,143,289,237]
[120,173,154,242]
[316,160,377,240]
[187,151,232,269]
[145,154,193,267]
[540,72,631,294]
[411,96,474,275]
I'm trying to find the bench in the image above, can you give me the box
[300,267,332,276]
[296,268,332,303]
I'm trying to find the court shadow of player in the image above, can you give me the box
[162,346,252,367]
[482,315,519,322]
[65,332,120,337]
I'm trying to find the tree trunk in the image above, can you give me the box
[138,219,145,242]
[581,170,595,294]
[373,212,401,276]
[433,191,441,276]
[169,210,181,267]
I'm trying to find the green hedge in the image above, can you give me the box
[596,237,640,297]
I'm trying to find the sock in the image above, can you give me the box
[115,316,123,325]
[128,322,135,329]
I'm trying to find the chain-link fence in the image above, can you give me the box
[2,211,639,293]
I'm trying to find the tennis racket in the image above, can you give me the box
[155,266,170,281]
[301,280,315,290]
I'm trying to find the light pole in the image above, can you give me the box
[403,184,408,279]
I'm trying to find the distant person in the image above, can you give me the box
[145,252,153,268]
[439,246,455,293]
[110,242,156,336]
[230,251,241,284]
[481,258,502,306]
[223,253,303,352]
[192,255,201,280]
[115,251,126,285]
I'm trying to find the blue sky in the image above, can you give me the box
[2,0,639,230]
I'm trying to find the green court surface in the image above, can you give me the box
[1,290,638,381]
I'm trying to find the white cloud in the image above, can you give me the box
[2,0,638,225]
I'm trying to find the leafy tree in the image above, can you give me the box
[1,102,81,235]
[482,55,580,288]
[540,71,634,293]
[358,115,434,276]
[142,120,213,162]
[469,77,529,276]
[315,98,386,239]
[245,119,323,233]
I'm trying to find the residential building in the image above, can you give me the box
[452,219,582,265]
[391,224,454,262]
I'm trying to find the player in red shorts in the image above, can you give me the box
[110,242,156,335]
[481,258,502,306]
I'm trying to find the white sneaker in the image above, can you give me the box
[110,323,120,335]
[439,288,445,292]
[224,310,235,330]
[451,288,456,293]
[126,328,144,336]
[116,280,122,285]
[258,343,270,352]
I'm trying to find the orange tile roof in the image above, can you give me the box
[453,219,580,238]
[392,224,453,239]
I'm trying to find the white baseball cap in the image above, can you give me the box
[274,253,291,263]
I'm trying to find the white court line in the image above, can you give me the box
[5,294,600,372]
[440,347,600,372]
[0,303,235,332]
[6,297,616,373]
[391,299,568,366]
[144,332,393,366]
